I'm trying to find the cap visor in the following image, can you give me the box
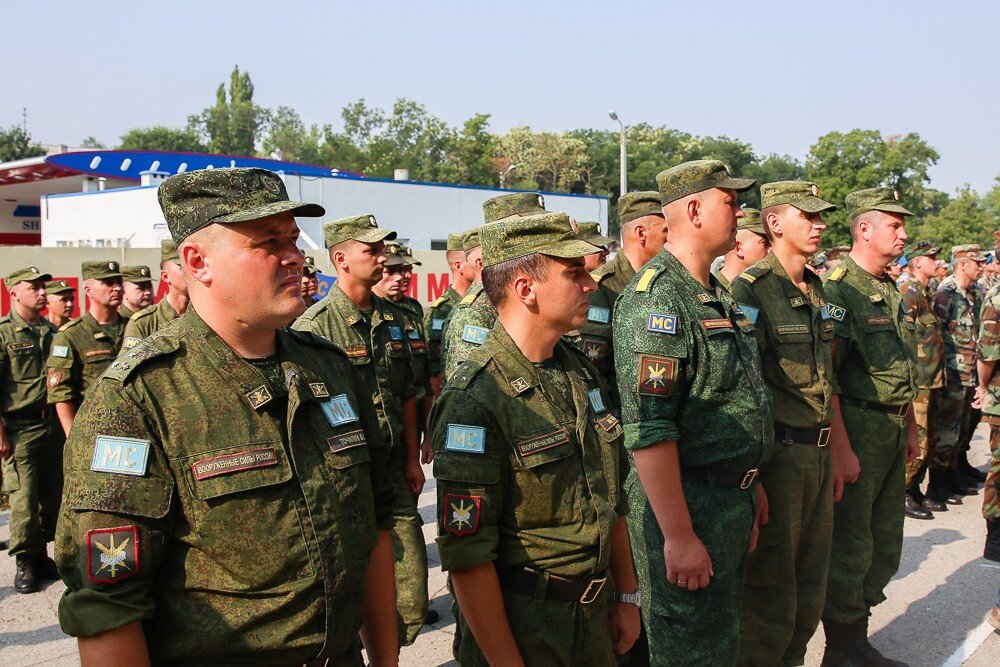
[873,203,913,217]
[215,200,326,224]
[796,197,837,214]
[717,177,757,193]
[32,273,53,283]
[586,234,615,248]
[739,224,767,235]
[354,228,397,244]
[541,239,604,260]
[383,256,409,267]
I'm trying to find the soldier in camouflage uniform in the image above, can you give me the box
[118,266,154,320]
[716,208,770,289]
[441,192,547,381]
[976,282,1000,570]
[425,233,472,396]
[293,215,430,647]
[820,187,918,667]
[615,160,772,666]
[731,181,841,666]
[46,260,127,437]
[1,266,63,594]
[929,245,988,504]
[300,255,321,305]
[578,221,614,271]
[55,167,398,663]
[898,243,946,518]
[44,280,75,330]
[430,210,639,666]
[122,240,189,350]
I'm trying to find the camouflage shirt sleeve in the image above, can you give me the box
[822,281,849,395]
[349,362,394,530]
[729,279,766,353]
[46,329,82,405]
[980,289,1000,362]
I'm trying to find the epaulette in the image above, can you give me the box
[633,266,663,293]
[738,263,771,285]
[285,327,340,352]
[0,315,10,326]
[446,355,489,390]
[459,292,478,305]
[59,318,83,332]
[826,265,847,282]
[590,270,603,282]
[131,304,157,321]
[102,335,180,384]
[431,295,447,308]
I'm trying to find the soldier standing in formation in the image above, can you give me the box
[577,221,614,271]
[615,160,772,666]
[293,215,430,648]
[425,233,470,396]
[123,240,189,349]
[429,211,640,665]
[820,188,917,666]
[1,267,62,593]
[118,265,154,320]
[46,260,127,436]
[975,277,1000,629]
[55,167,398,664]
[715,208,770,289]
[44,280,75,329]
[730,181,841,666]
[301,255,321,305]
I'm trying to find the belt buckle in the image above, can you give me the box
[579,577,607,604]
[817,426,831,448]
[740,468,759,490]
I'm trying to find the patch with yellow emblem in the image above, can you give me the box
[638,354,679,397]
[46,369,63,388]
[443,493,481,536]
[581,339,607,364]
[87,525,139,584]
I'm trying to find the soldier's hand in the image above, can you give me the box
[973,387,985,410]
[420,438,434,465]
[749,484,769,552]
[664,532,713,591]
[833,449,861,502]
[610,598,641,654]
[405,458,426,496]
[0,433,11,460]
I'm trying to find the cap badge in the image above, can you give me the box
[811,184,819,196]
[261,174,281,194]
[140,268,149,276]
[894,190,900,201]
[537,195,545,208]
[368,215,377,227]
[108,262,115,270]
[30,267,38,273]
[569,218,580,234]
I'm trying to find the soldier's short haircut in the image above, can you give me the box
[759,204,791,242]
[446,250,465,264]
[481,253,550,307]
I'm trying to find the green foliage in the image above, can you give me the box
[261,107,322,164]
[118,126,206,152]
[0,125,46,162]
[911,185,998,249]
[80,136,106,149]
[187,66,267,155]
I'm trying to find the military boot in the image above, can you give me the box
[853,615,908,666]
[927,467,962,505]
[821,619,862,666]
[904,495,933,520]
[985,519,1000,562]
[946,468,979,496]
[14,555,38,594]
[35,549,61,581]
[956,450,987,483]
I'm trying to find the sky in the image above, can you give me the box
[5,0,996,194]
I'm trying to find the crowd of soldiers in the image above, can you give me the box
[0,162,997,666]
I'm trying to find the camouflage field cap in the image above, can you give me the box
[447,233,464,251]
[157,167,325,243]
[45,280,74,296]
[826,245,851,261]
[5,266,51,286]
[82,260,122,281]
[807,253,828,268]
[577,222,614,249]
[618,191,663,225]
[904,241,940,261]
[303,255,317,276]
[400,244,422,266]
[481,212,600,268]
[482,192,547,224]
[656,160,756,206]
[462,229,482,253]
[951,244,990,263]
[845,187,912,220]
[121,265,153,284]
[323,214,397,248]
[738,208,766,235]
[160,239,180,265]
[760,181,836,213]
[384,242,408,267]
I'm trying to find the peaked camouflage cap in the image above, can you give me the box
[400,244,421,266]
[481,212,600,267]
[45,280,74,296]
[845,187,912,221]
[462,228,482,253]
[121,265,153,284]
[760,181,836,213]
[82,260,122,281]
[160,239,180,265]
[807,253,828,268]
[482,192,547,224]
[903,241,940,261]
[157,167,325,244]
[577,222,614,248]
[384,242,407,267]
[656,160,756,206]
[738,208,766,235]
[5,266,51,286]
[323,214,397,248]
[447,233,464,251]
[302,255,317,276]
[951,244,990,263]
[618,191,663,224]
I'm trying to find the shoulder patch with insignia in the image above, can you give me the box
[87,525,139,584]
[510,377,531,394]
[245,385,272,409]
[431,318,445,331]
[309,382,329,398]
[445,424,486,453]
[826,304,847,322]
[443,493,481,535]
[320,394,359,427]
[646,313,678,334]
[461,324,489,345]
[581,339,607,363]
[388,326,404,341]
[737,303,760,324]
[638,354,679,397]
[587,388,606,414]
[46,369,64,388]
[90,435,151,476]
[789,296,805,308]
[193,447,279,480]
[587,306,610,323]
[122,337,140,350]
[52,344,69,358]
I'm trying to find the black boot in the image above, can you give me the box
[986,519,1000,562]
[957,450,987,482]
[35,551,61,581]
[946,468,979,496]
[14,555,38,594]
[904,496,933,520]
[853,615,908,666]
[821,619,862,666]
[927,467,962,505]
[921,496,947,512]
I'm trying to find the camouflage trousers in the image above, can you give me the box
[984,418,1000,520]
[388,449,429,647]
[905,389,938,489]
[626,467,754,666]
[455,576,616,666]
[932,384,974,467]
[823,404,906,623]
[1,416,64,557]
[738,440,834,667]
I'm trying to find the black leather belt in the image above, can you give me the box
[775,422,830,447]
[680,466,759,489]
[4,406,54,421]
[840,396,908,417]
[497,566,608,604]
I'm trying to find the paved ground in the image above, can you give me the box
[1,428,997,666]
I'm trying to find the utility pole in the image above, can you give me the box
[608,111,627,196]
[22,108,27,133]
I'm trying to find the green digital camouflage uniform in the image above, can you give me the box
[118,265,153,321]
[977,281,1000,520]
[122,298,182,351]
[293,280,428,646]
[396,295,432,403]
[0,268,63,561]
[616,248,773,666]
[425,286,461,377]
[55,309,393,663]
[822,250,917,624]
[731,205,837,663]
[715,208,766,292]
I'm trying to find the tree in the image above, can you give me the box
[0,125,46,162]
[262,106,322,164]
[741,154,805,209]
[118,126,206,152]
[188,66,267,155]
[80,136,106,149]
[912,185,998,250]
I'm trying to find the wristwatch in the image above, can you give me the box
[613,590,641,606]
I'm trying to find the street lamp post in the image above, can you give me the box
[499,164,517,189]
[609,111,627,196]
